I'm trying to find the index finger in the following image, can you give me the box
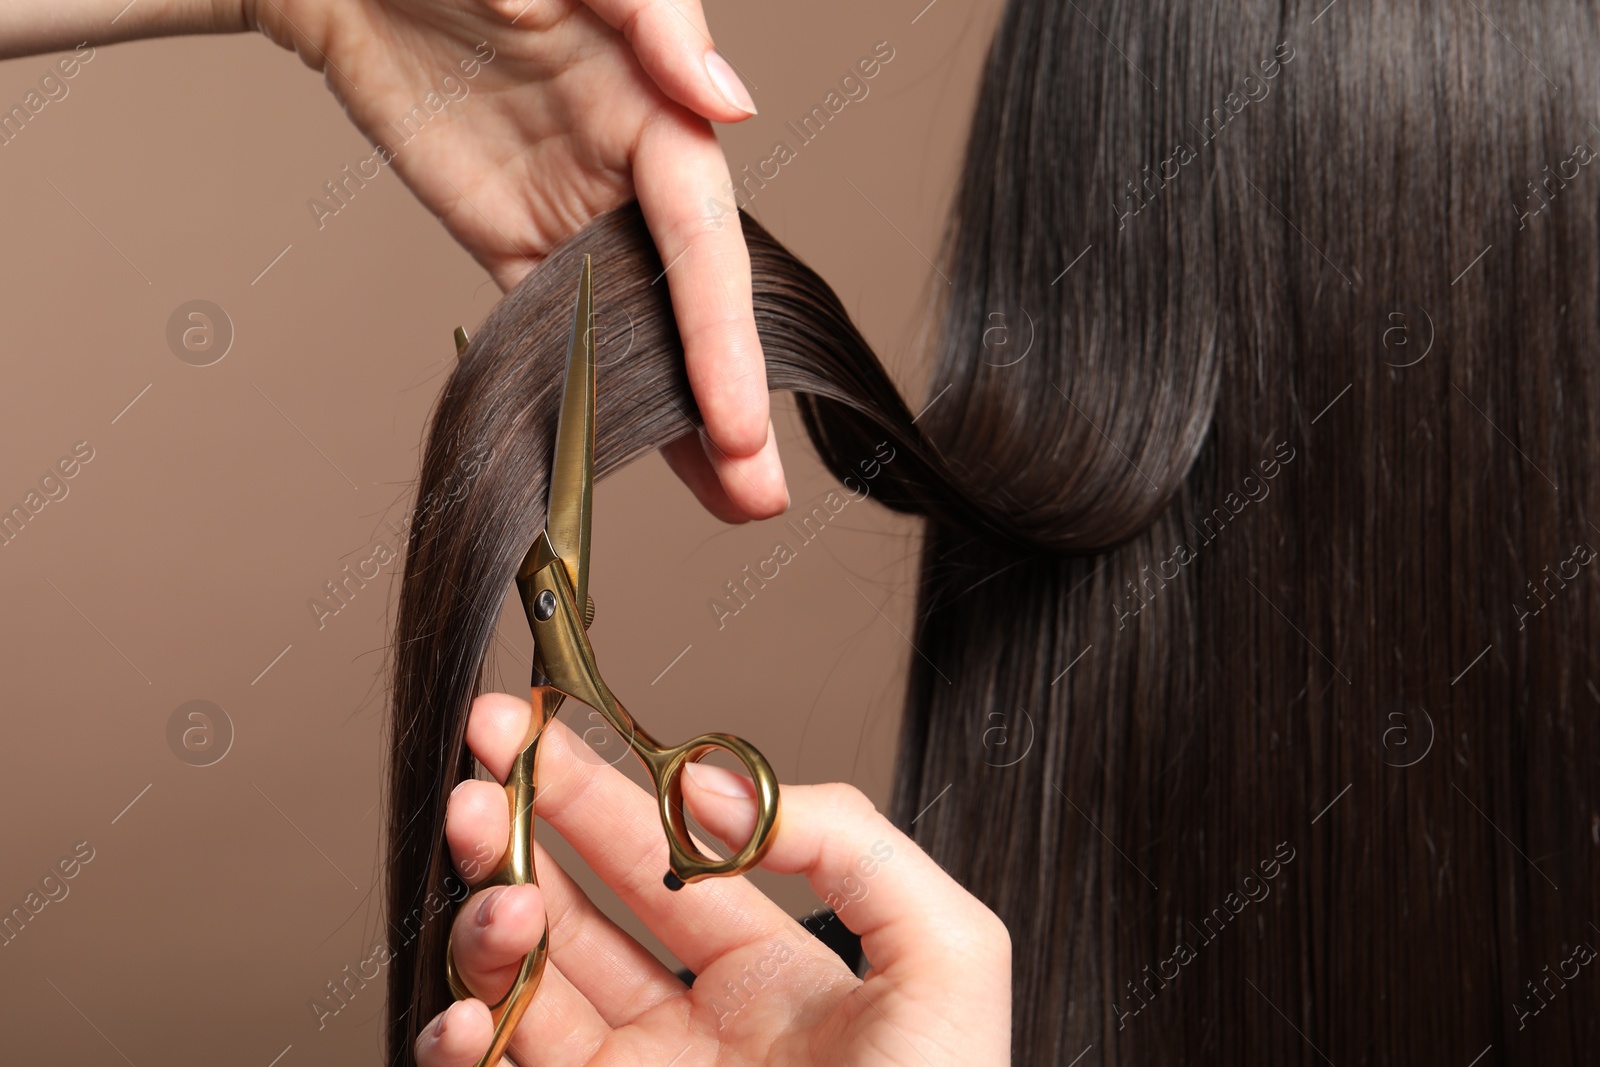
[632,106,789,518]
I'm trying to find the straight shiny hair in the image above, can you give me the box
[387,1,1600,1061]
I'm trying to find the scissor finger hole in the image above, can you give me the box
[661,738,778,879]
[667,755,742,864]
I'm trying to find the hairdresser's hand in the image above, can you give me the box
[423,692,1012,1066]
[236,0,788,519]
[0,3,782,513]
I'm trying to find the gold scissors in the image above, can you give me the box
[444,255,782,1066]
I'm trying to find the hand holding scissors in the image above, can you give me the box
[424,697,1012,1067]
[445,257,781,1067]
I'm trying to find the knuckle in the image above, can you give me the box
[613,850,667,902]
[530,726,599,821]
[653,196,746,257]
[470,690,530,735]
[478,0,571,32]
[982,908,1012,958]
[618,0,650,44]
[449,777,496,813]
[954,897,1011,968]
[816,781,879,824]
[455,839,497,882]
[539,876,579,949]
[622,0,692,47]
[447,787,503,875]
[676,305,755,352]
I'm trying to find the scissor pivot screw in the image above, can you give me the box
[534,589,557,621]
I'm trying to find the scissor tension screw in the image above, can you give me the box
[534,589,557,621]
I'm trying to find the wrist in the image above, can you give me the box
[0,0,249,62]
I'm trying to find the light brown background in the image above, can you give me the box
[0,1,1000,1061]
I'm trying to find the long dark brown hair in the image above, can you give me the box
[387,1,1600,1062]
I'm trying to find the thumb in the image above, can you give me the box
[682,763,1011,987]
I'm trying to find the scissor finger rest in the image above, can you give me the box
[444,692,560,1067]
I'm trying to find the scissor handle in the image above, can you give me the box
[522,550,783,889]
[443,688,562,1067]
[644,731,782,890]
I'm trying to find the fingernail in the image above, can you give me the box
[686,760,757,798]
[776,465,790,511]
[476,887,504,926]
[431,1004,450,1039]
[705,51,757,115]
[766,419,789,509]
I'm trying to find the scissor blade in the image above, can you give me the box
[544,254,595,611]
